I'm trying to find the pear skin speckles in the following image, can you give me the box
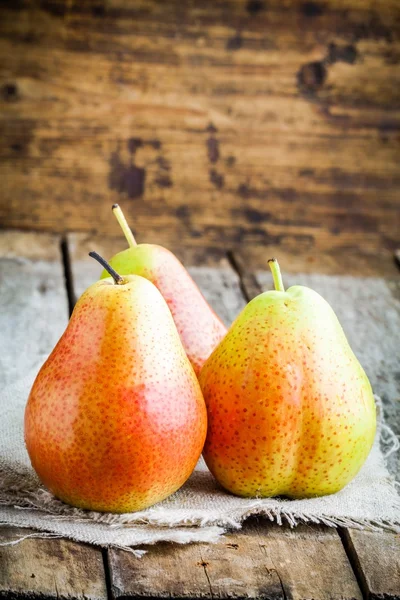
[25,275,207,513]
[199,285,376,499]
[101,244,227,375]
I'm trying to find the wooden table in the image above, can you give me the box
[0,230,399,600]
[1,0,400,276]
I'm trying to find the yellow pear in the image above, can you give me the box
[199,258,376,498]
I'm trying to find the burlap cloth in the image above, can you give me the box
[1,364,399,554]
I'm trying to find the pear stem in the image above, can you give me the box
[89,251,124,285]
[112,203,137,248]
[268,258,285,292]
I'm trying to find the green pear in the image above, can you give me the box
[25,253,207,513]
[199,258,376,498]
[99,204,227,375]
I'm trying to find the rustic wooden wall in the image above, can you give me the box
[0,0,399,274]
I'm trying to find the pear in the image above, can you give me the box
[25,252,207,513]
[199,258,376,498]
[99,204,227,375]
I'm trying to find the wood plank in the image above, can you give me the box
[67,232,246,325]
[257,522,363,600]
[108,523,284,600]
[108,519,362,600]
[0,230,68,387]
[0,0,399,276]
[234,242,400,278]
[0,526,107,600]
[341,529,400,600]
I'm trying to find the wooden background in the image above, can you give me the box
[0,0,399,275]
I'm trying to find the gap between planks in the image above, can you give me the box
[60,235,76,316]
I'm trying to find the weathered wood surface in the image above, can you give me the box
[342,528,400,600]
[0,231,68,387]
[256,523,363,600]
[1,0,399,277]
[109,520,362,600]
[0,527,107,600]
[109,522,285,600]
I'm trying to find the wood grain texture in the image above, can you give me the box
[0,230,62,261]
[342,529,400,599]
[0,0,399,276]
[0,230,68,387]
[257,522,363,600]
[109,527,284,600]
[0,526,107,600]
[109,525,285,600]
[108,519,362,600]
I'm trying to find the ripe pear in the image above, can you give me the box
[25,252,207,513]
[199,258,376,498]
[99,204,227,375]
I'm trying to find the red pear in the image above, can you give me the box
[25,253,207,513]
